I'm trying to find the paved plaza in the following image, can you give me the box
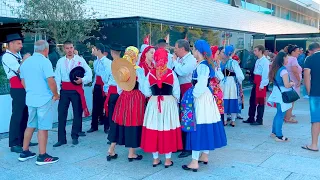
[0,89,319,180]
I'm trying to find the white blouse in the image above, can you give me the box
[136,67,146,93]
[224,59,245,83]
[193,62,210,98]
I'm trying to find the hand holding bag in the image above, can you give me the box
[273,78,300,103]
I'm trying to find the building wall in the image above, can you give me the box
[87,0,318,34]
[1,0,318,34]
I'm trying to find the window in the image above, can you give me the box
[290,11,297,22]
[281,8,290,20]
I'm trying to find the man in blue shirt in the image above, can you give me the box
[18,40,60,165]
[303,43,320,152]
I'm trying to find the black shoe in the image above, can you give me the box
[29,142,38,147]
[18,150,36,162]
[87,128,98,133]
[104,129,109,134]
[35,153,59,166]
[178,151,192,158]
[106,154,118,161]
[128,154,143,162]
[99,121,104,125]
[165,161,174,168]
[72,139,79,145]
[243,119,254,124]
[107,141,111,145]
[182,165,198,172]
[53,141,67,147]
[250,122,263,126]
[10,146,23,153]
[152,160,162,167]
[78,131,86,137]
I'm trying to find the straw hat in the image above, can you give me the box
[111,58,136,91]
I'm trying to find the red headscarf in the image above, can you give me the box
[210,46,219,59]
[139,46,155,76]
[232,54,240,63]
[154,48,168,70]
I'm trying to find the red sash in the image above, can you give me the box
[9,76,24,89]
[95,76,105,96]
[62,82,90,117]
[180,83,192,99]
[253,75,267,105]
[104,85,118,116]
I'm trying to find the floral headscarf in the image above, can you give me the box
[154,48,168,70]
[123,46,139,69]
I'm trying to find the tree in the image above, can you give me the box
[8,0,100,44]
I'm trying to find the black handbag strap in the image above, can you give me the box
[273,78,282,93]
[1,52,21,77]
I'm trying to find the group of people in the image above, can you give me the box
[2,31,319,170]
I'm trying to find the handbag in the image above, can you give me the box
[273,78,300,103]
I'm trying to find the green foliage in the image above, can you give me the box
[0,66,10,95]
[10,0,100,44]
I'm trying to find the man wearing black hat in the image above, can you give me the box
[1,33,38,153]
[87,43,110,133]
[157,39,173,69]
[103,43,122,140]
[53,41,92,147]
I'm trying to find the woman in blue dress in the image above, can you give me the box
[181,40,227,172]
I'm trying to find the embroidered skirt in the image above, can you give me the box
[209,78,224,114]
[108,89,145,148]
[220,76,240,113]
[140,95,183,154]
[185,89,227,151]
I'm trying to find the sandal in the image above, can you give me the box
[275,136,289,142]
[284,118,298,124]
[301,145,319,152]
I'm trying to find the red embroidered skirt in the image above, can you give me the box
[112,89,146,126]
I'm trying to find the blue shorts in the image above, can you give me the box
[310,96,320,123]
[27,99,54,130]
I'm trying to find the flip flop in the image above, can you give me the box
[301,145,319,152]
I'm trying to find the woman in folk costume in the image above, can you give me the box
[140,48,183,168]
[181,40,227,172]
[139,46,155,76]
[210,46,225,120]
[232,54,245,120]
[220,45,245,127]
[107,46,146,161]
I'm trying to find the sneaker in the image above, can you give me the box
[35,153,59,166]
[18,150,36,162]
[303,95,309,99]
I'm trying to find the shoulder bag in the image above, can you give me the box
[273,78,300,103]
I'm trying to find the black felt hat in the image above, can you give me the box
[69,66,85,85]
[110,43,124,51]
[4,33,24,43]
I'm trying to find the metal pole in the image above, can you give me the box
[136,21,140,48]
